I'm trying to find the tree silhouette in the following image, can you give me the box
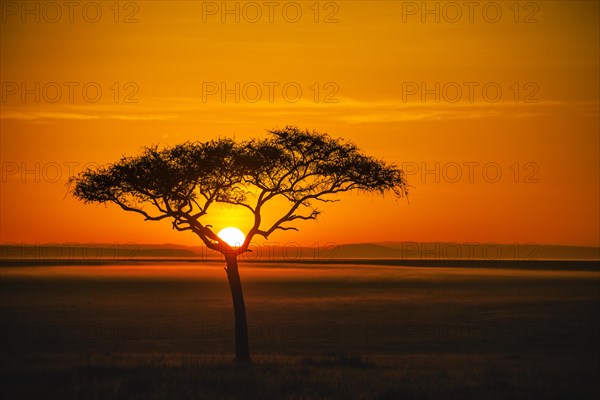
[70,127,409,362]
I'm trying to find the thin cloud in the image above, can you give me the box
[0,97,594,124]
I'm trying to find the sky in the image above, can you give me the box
[1,1,599,248]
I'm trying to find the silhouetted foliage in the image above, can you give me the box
[71,127,409,255]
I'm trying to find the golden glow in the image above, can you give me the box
[217,227,245,248]
[0,1,598,247]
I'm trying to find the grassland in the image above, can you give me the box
[1,261,598,399]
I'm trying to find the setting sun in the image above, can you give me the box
[217,227,245,247]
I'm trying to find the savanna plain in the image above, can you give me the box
[1,260,598,399]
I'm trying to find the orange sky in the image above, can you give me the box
[1,1,598,247]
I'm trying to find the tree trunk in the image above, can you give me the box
[224,254,251,362]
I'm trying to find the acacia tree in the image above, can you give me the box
[70,127,409,362]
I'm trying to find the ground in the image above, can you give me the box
[1,261,598,399]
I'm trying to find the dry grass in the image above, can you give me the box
[2,352,598,400]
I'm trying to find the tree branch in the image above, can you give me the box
[112,199,170,221]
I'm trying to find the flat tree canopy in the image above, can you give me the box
[71,127,409,255]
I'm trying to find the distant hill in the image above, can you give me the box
[0,243,199,261]
[275,242,599,261]
[1,242,598,261]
